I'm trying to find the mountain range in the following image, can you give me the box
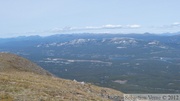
[0,33,180,93]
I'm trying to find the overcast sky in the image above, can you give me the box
[0,0,180,37]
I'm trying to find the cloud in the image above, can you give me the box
[83,24,123,30]
[154,22,180,29]
[172,22,180,26]
[49,24,141,33]
[126,24,141,28]
[102,24,123,29]
[84,26,101,30]
[10,24,141,37]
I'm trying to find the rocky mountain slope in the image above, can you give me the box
[0,53,123,101]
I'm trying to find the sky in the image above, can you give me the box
[0,0,180,38]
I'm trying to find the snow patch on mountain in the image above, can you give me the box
[36,39,96,47]
[67,39,96,45]
[36,37,139,48]
[148,41,159,45]
[103,37,138,45]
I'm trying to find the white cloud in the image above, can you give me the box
[84,24,123,30]
[154,22,180,29]
[126,24,141,28]
[49,24,141,33]
[10,24,141,37]
[148,22,180,33]
[172,22,180,26]
[102,24,122,29]
[85,26,101,29]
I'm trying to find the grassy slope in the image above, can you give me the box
[0,53,123,100]
[0,71,123,101]
[0,53,52,76]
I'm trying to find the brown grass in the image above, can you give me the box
[0,71,123,101]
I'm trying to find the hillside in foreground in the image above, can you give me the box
[0,53,123,101]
